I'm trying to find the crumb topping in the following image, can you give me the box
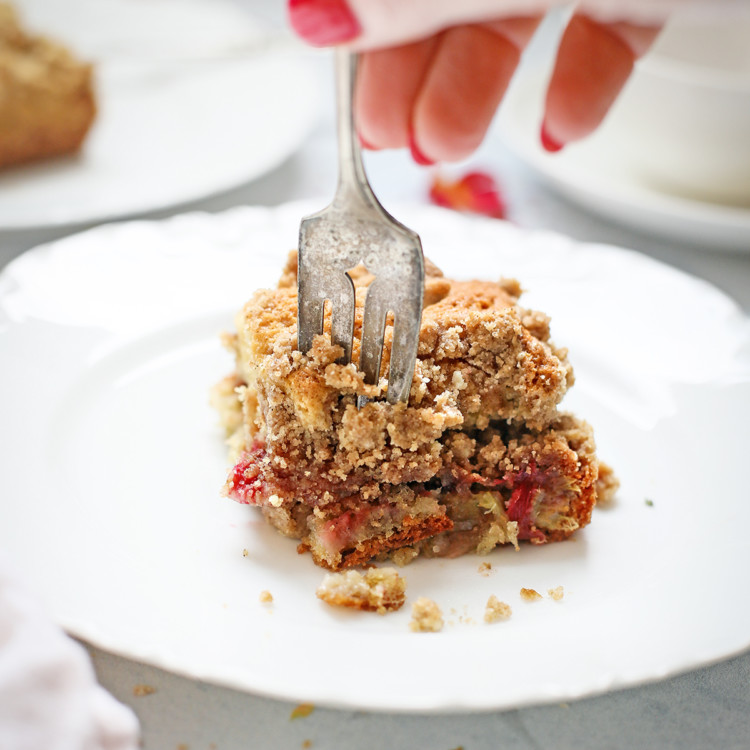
[232,253,571,471]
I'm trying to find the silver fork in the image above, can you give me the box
[297,49,425,405]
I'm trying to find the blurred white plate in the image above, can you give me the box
[1,204,749,712]
[498,72,750,251]
[0,0,318,229]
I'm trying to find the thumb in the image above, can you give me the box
[287,0,554,49]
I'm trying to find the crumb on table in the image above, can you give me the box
[520,587,542,602]
[259,590,273,604]
[132,684,157,697]
[290,703,315,720]
[409,597,443,632]
[548,586,564,601]
[484,595,512,623]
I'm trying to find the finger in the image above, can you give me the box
[356,38,439,150]
[542,15,661,150]
[288,0,551,49]
[412,18,541,163]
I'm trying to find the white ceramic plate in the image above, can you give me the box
[498,71,750,252]
[1,204,749,713]
[0,0,318,229]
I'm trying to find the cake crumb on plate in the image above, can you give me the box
[316,567,406,614]
[259,590,273,604]
[484,595,512,623]
[596,461,620,505]
[478,561,492,576]
[409,597,443,632]
[520,587,543,601]
[548,586,564,601]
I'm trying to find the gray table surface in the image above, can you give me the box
[2,4,749,748]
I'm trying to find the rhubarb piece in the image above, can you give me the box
[429,170,507,219]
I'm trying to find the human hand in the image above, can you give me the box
[287,0,666,163]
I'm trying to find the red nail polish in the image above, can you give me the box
[288,0,361,46]
[408,131,435,166]
[359,133,379,151]
[540,122,564,153]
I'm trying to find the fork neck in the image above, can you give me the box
[334,49,378,209]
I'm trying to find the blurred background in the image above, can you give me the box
[2,0,749,265]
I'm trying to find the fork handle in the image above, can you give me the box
[334,49,377,208]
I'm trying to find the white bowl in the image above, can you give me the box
[604,14,750,207]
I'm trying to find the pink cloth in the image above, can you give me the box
[345,0,747,50]
[0,554,139,750]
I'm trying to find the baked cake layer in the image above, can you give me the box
[213,252,612,570]
[223,414,598,570]
[0,2,95,169]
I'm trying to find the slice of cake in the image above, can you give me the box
[213,252,613,570]
[0,2,96,169]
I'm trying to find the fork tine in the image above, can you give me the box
[387,298,421,404]
[296,284,323,354]
[330,272,355,363]
[298,256,355,362]
[359,278,388,387]
[359,276,422,403]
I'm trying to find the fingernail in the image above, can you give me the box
[288,0,361,46]
[408,130,435,166]
[540,122,564,153]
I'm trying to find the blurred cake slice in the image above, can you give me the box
[0,2,95,169]
[214,252,612,570]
